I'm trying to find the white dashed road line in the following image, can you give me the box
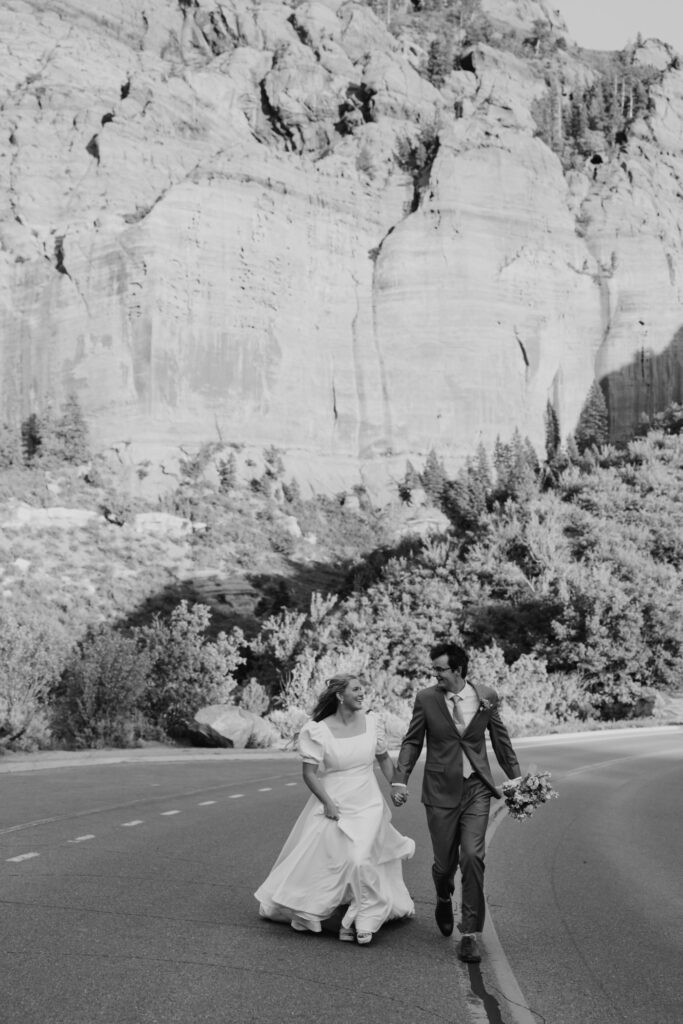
[5,781,300,865]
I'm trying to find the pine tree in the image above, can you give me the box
[493,436,512,490]
[421,448,447,506]
[0,423,22,469]
[21,412,43,462]
[472,442,493,496]
[426,38,453,88]
[398,460,421,503]
[566,433,580,463]
[442,462,485,532]
[217,452,238,494]
[509,429,537,500]
[568,100,590,155]
[544,401,561,462]
[575,382,609,452]
[54,393,90,464]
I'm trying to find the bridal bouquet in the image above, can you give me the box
[501,766,558,821]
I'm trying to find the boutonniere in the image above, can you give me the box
[478,698,493,712]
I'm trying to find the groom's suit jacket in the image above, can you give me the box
[394,683,520,808]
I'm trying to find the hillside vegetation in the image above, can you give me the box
[2,395,682,750]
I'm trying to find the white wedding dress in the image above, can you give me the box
[255,712,415,935]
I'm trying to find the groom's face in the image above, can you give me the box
[431,655,464,693]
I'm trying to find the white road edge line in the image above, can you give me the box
[479,806,539,1024]
[7,852,40,862]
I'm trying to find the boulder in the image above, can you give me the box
[194,704,279,748]
[1,504,97,530]
[392,506,450,540]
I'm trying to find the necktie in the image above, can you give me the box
[448,694,472,778]
[449,693,465,731]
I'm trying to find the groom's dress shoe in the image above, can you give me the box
[458,935,482,962]
[435,898,454,936]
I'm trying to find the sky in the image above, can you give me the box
[553,0,683,55]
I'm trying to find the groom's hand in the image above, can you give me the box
[391,784,408,807]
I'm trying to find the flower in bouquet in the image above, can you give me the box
[478,698,493,712]
[501,765,558,821]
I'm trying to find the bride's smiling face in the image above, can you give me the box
[341,679,365,710]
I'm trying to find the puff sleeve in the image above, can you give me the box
[372,713,388,757]
[298,720,325,765]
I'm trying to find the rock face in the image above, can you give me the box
[1,0,683,496]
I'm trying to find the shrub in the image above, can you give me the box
[239,678,270,715]
[0,606,70,748]
[425,37,454,87]
[545,672,595,723]
[266,707,309,749]
[100,491,135,526]
[334,557,462,683]
[0,423,22,469]
[178,442,222,484]
[247,594,346,711]
[469,646,590,732]
[20,395,91,466]
[52,627,151,749]
[137,601,245,730]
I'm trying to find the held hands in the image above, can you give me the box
[391,787,408,807]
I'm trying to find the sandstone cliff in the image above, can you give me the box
[1,0,682,497]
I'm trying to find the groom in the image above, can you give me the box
[391,642,521,963]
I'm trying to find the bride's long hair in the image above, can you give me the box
[310,675,359,722]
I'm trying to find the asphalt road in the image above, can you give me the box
[486,728,683,1024]
[1,727,681,1024]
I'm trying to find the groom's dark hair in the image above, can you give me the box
[430,642,468,678]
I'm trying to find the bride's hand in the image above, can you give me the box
[323,800,340,820]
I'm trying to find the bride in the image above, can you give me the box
[255,674,415,945]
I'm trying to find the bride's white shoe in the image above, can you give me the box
[339,925,355,942]
[356,931,373,945]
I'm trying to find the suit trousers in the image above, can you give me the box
[425,775,491,934]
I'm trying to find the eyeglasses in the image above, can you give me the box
[432,667,450,675]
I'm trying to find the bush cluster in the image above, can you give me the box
[1,394,91,470]
[0,602,245,751]
[3,411,682,751]
[243,423,682,733]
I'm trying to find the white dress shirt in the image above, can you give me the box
[447,682,479,778]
